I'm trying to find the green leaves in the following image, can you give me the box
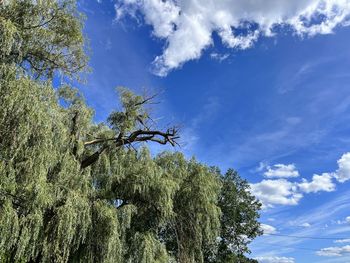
[108,87,150,133]
[0,0,88,79]
[215,169,262,262]
[0,72,261,262]
[156,153,221,263]
[0,1,262,262]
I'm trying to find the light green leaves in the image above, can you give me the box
[0,1,261,262]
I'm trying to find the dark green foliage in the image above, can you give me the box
[215,169,262,263]
[0,1,262,262]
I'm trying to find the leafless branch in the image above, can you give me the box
[81,127,179,169]
[134,93,160,107]
[84,137,116,146]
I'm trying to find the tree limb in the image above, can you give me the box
[134,93,159,107]
[81,128,179,169]
[84,137,116,146]
[80,144,109,169]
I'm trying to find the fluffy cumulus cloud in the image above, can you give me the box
[264,164,300,178]
[298,173,336,193]
[250,179,302,208]
[115,0,350,76]
[252,173,336,207]
[317,245,350,256]
[260,223,277,235]
[333,152,350,182]
[251,152,350,208]
[254,256,295,263]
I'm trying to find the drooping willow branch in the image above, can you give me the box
[81,128,179,169]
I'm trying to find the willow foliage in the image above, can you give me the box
[0,1,262,262]
[0,0,88,79]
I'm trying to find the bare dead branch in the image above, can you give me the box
[134,93,159,107]
[81,127,179,169]
[84,137,115,146]
[81,144,109,169]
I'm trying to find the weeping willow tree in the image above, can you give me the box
[0,1,262,262]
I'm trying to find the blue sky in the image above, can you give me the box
[78,1,350,262]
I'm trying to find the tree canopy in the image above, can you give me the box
[0,0,87,79]
[0,1,262,262]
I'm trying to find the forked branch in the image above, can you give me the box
[81,127,179,169]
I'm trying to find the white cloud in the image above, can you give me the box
[337,216,350,225]
[210,52,230,62]
[115,0,180,39]
[317,245,350,257]
[299,222,311,228]
[115,0,350,76]
[334,152,350,183]
[250,153,350,208]
[256,161,268,172]
[335,239,350,243]
[261,223,277,235]
[250,179,302,208]
[264,164,300,178]
[255,256,295,263]
[298,173,336,193]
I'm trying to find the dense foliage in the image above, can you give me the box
[0,1,262,262]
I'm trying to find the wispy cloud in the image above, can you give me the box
[261,223,278,235]
[299,222,311,228]
[335,239,350,244]
[216,121,327,170]
[210,52,230,62]
[180,96,221,155]
[252,188,350,256]
[254,256,295,263]
[277,57,336,94]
